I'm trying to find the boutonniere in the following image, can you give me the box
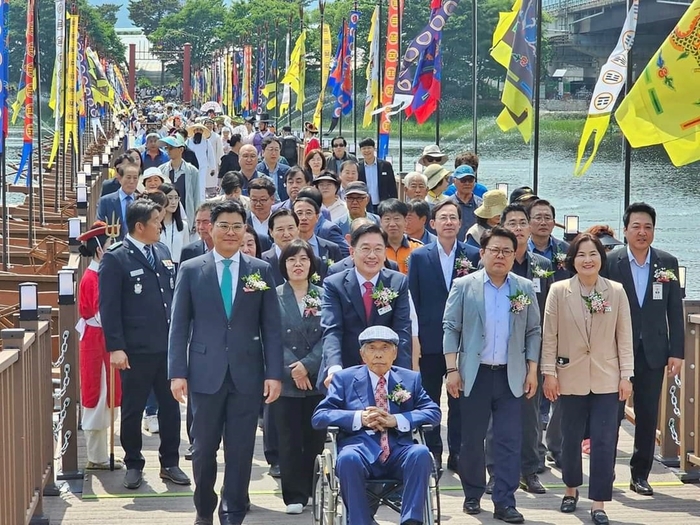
[552,250,567,270]
[372,282,399,309]
[310,272,321,284]
[326,258,334,267]
[508,290,532,313]
[302,289,321,317]
[386,383,412,404]
[455,255,474,277]
[242,272,270,292]
[583,290,610,314]
[532,265,554,279]
[654,268,677,283]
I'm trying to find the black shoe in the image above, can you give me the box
[546,451,562,469]
[494,506,524,523]
[485,475,495,495]
[591,509,609,525]
[123,469,143,490]
[463,497,481,515]
[194,516,213,525]
[268,464,281,478]
[446,454,459,472]
[160,466,191,485]
[520,473,546,494]
[185,445,193,461]
[560,490,579,513]
[629,477,653,496]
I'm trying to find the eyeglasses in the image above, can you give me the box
[215,222,245,233]
[250,198,271,206]
[357,246,385,257]
[484,246,515,257]
[346,195,367,202]
[504,221,529,230]
[332,144,345,148]
[531,215,554,223]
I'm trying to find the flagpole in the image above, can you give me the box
[34,0,45,226]
[623,0,633,209]
[61,9,70,202]
[376,0,383,144]
[299,3,305,131]
[287,16,292,128]
[532,0,543,194]
[319,0,325,136]
[274,26,279,128]
[339,20,345,137]
[471,0,478,153]
[352,0,358,149]
[397,0,403,171]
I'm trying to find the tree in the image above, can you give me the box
[128,0,182,35]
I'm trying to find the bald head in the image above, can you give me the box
[239,144,259,173]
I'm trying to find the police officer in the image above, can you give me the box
[99,199,190,490]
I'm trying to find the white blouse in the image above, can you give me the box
[160,218,190,263]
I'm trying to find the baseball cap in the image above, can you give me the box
[509,186,538,204]
[344,181,369,196]
[158,135,185,149]
[453,165,476,180]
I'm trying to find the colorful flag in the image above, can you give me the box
[256,43,267,113]
[281,30,306,112]
[615,0,700,167]
[263,54,277,110]
[377,0,403,159]
[312,20,332,128]
[280,31,291,115]
[574,0,638,176]
[47,0,65,168]
[406,43,442,124]
[0,0,8,152]
[242,45,252,114]
[327,11,360,133]
[363,6,380,128]
[15,0,35,185]
[490,0,538,143]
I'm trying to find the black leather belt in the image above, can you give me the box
[481,364,507,370]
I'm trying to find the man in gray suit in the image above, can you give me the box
[169,199,283,525]
[443,226,541,524]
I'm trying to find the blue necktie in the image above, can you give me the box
[221,259,233,318]
[144,245,155,269]
[123,194,133,225]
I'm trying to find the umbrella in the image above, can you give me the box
[200,101,222,114]
[152,95,165,102]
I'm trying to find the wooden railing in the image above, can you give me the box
[678,302,700,480]
[0,314,55,525]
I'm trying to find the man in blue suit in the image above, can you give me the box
[297,186,350,257]
[312,326,441,525]
[321,223,412,388]
[293,196,343,268]
[327,218,399,276]
[408,200,480,473]
[256,136,290,201]
[96,158,140,241]
[169,199,283,525]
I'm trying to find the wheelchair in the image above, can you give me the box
[312,425,440,525]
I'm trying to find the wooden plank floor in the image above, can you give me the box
[44,398,700,525]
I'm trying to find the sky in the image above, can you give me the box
[90,0,135,28]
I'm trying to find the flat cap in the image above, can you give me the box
[358,326,399,346]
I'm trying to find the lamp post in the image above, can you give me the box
[563,215,580,242]
[76,185,88,212]
[68,217,81,251]
[19,282,39,321]
[497,183,509,194]
[57,270,76,305]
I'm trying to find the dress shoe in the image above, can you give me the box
[485,475,495,495]
[463,497,481,515]
[185,445,193,461]
[520,473,546,494]
[629,477,653,496]
[560,489,579,513]
[493,506,524,524]
[591,509,610,525]
[123,469,143,490]
[160,466,191,485]
[446,454,459,472]
[193,516,213,525]
[268,464,281,478]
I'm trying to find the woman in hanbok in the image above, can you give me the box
[76,221,123,470]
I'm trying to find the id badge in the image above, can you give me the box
[377,305,393,316]
[653,282,663,301]
[532,278,541,293]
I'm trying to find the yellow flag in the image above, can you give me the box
[490,0,537,143]
[615,0,700,167]
[64,13,79,150]
[281,30,306,111]
[312,23,332,128]
[363,6,380,128]
[574,0,638,176]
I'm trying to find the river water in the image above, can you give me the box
[4,123,699,297]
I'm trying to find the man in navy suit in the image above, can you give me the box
[246,177,275,252]
[169,199,283,525]
[320,223,412,389]
[99,199,190,490]
[408,200,480,472]
[312,326,441,525]
[262,208,300,286]
[180,201,215,263]
[293,196,342,269]
[297,186,350,257]
[96,158,140,241]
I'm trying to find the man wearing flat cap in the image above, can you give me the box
[312,326,441,525]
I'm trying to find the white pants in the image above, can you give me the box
[82,364,116,464]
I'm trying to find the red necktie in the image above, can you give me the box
[374,375,390,462]
[362,281,374,323]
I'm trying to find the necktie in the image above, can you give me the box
[362,282,374,323]
[221,259,233,318]
[374,375,390,462]
[144,245,155,269]
[123,194,133,224]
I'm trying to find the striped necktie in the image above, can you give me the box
[144,245,155,269]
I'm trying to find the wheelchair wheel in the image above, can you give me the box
[312,455,323,525]
[423,457,441,524]
[312,449,344,525]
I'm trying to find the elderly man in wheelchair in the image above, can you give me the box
[311,326,441,525]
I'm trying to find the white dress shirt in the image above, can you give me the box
[352,369,410,433]
[437,240,457,290]
[213,249,241,306]
[126,234,152,264]
[250,212,271,238]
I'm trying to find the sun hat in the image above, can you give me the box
[475,190,508,219]
[312,172,340,187]
[418,144,448,166]
[186,123,212,139]
[138,167,170,191]
[424,164,452,190]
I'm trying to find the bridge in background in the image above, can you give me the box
[543,0,693,85]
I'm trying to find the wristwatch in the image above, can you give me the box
[621,375,633,381]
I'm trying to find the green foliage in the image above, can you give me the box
[128,0,182,36]
[137,76,153,88]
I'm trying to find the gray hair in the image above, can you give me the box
[403,172,428,187]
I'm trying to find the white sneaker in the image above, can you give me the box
[285,503,303,514]
[144,415,159,434]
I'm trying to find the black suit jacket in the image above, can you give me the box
[246,215,273,252]
[99,238,176,355]
[605,247,684,368]
[101,177,120,197]
[180,239,208,263]
[358,158,397,202]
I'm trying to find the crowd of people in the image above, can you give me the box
[77,100,685,525]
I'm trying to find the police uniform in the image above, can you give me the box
[98,235,181,473]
